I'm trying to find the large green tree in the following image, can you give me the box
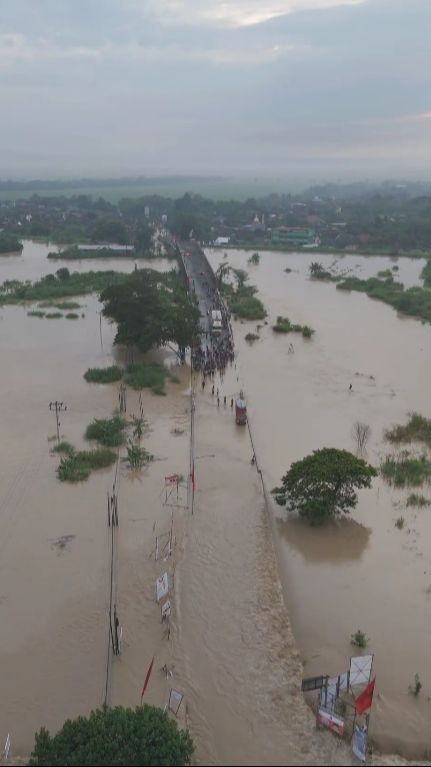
[100,268,200,353]
[29,704,194,766]
[272,448,377,525]
[92,218,129,245]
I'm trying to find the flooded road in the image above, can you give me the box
[205,247,431,759]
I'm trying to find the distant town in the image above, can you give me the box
[1,180,431,256]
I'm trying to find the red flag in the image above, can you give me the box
[191,463,195,493]
[141,656,154,701]
[355,677,375,715]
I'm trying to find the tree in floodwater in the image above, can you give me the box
[309,261,332,280]
[272,447,377,525]
[215,260,231,288]
[100,268,200,354]
[352,421,371,454]
[28,704,194,766]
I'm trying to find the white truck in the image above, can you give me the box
[211,309,223,335]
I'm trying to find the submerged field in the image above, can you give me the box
[206,246,431,758]
[1,240,431,763]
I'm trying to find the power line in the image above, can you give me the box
[49,400,67,442]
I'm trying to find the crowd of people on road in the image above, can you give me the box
[193,332,235,376]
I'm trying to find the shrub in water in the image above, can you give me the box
[381,451,431,487]
[84,366,123,384]
[85,414,127,447]
[57,448,116,482]
[125,362,176,395]
[406,493,430,507]
[51,441,74,455]
[351,629,369,648]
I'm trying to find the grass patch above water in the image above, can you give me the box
[385,413,431,449]
[336,276,431,324]
[27,310,45,318]
[57,447,116,482]
[124,362,178,395]
[226,288,267,320]
[0,270,128,305]
[245,332,260,342]
[84,365,124,384]
[65,312,79,319]
[381,451,431,487]
[51,440,75,454]
[272,316,315,338]
[85,414,127,447]
[406,493,431,507]
[39,300,81,310]
[45,312,63,319]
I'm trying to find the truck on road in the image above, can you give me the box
[211,309,223,335]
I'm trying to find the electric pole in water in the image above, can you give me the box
[49,401,67,441]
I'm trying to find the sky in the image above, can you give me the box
[1,0,430,181]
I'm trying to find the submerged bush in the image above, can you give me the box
[84,365,123,384]
[51,441,74,455]
[406,493,430,507]
[39,301,81,310]
[0,270,128,305]
[351,629,369,648]
[125,362,177,395]
[381,451,431,487]
[272,316,315,338]
[57,448,116,482]
[336,276,431,324]
[65,313,79,319]
[385,413,431,449]
[85,414,127,447]
[126,442,153,469]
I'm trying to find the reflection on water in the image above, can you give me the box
[278,516,370,564]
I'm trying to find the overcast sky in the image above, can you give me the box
[1,0,430,180]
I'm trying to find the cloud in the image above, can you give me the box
[140,0,366,28]
[0,34,99,62]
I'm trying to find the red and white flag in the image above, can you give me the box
[141,656,155,701]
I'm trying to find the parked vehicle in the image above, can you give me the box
[235,390,247,425]
[211,309,222,335]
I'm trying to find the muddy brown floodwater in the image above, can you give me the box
[205,247,431,761]
[0,240,429,765]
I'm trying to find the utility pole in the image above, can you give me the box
[49,401,67,441]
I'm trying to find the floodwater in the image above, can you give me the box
[0,241,189,754]
[204,247,431,760]
[0,240,429,764]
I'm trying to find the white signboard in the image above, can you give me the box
[169,688,184,716]
[156,572,169,602]
[349,655,373,687]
